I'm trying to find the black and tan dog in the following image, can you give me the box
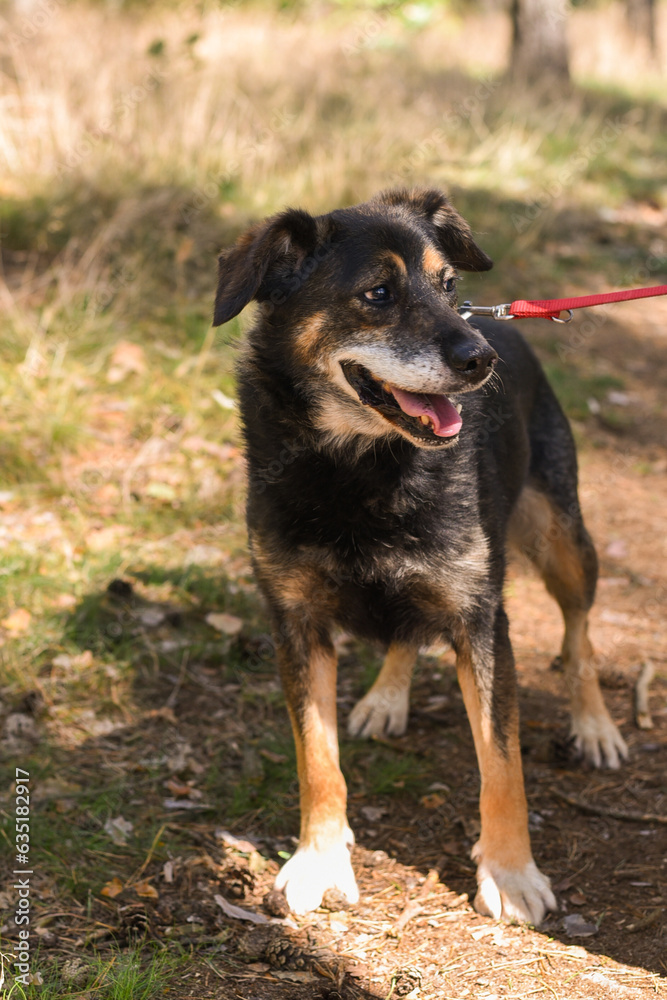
[213,188,627,923]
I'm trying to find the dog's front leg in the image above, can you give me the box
[273,623,358,914]
[457,608,556,925]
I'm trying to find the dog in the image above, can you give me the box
[212,188,628,924]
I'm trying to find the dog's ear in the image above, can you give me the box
[213,209,319,326]
[377,188,493,273]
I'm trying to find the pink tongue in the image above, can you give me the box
[390,386,462,438]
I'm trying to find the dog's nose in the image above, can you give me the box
[446,340,498,380]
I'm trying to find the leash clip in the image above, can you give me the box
[460,301,574,323]
[459,300,514,321]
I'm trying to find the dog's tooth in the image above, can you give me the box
[454,402,462,413]
[420,415,431,426]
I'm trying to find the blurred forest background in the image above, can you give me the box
[0,0,666,997]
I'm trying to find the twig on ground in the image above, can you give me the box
[128,822,167,885]
[627,907,663,932]
[389,869,440,935]
[552,788,667,824]
[634,660,655,729]
[165,650,189,709]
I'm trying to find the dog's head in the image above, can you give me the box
[214,188,497,449]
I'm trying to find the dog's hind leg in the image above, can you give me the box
[457,609,556,924]
[272,623,359,914]
[348,642,418,738]
[509,484,628,768]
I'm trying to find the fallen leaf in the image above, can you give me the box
[145,481,177,501]
[164,777,202,799]
[107,340,146,383]
[259,748,287,764]
[553,875,575,892]
[144,707,178,725]
[569,890,587,905]
[360,805,387,822]
[101,877,125,898]
[563,913,599,937]
[216,830,260,853]
[1,608,31,634]
[53,593,77,609]
[104,816,134,846]
[205,612,244,635]
[134,879,159,899]
[420,792,446,809]
[607,390,632,406]
[270,971,317,983]
[162,798,211,810]
[214,894,269,924]
[85,526,128,552]
[137,606,167,627]
[248,850,269,874]
[52,650,94,671]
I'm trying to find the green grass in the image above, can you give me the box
[543,363,625,421]
[0,946,180,1000]
[344,743,428,798]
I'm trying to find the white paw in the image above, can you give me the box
[472,853,556,926]
[348,686,409,738]
[571,711,628,769]
[274,838,359,914]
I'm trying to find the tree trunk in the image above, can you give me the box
[625,0,658,58]
[510,0,570,86]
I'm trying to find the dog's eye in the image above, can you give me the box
[363,286,393,303]
[443,276,458,295]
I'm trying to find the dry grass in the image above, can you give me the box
[0,2,666,997]
[2,1,666,207]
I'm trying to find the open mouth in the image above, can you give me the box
[340,361,463,446]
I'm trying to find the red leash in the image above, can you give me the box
[459,284,667,323]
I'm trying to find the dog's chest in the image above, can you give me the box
[293,475,491,625]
